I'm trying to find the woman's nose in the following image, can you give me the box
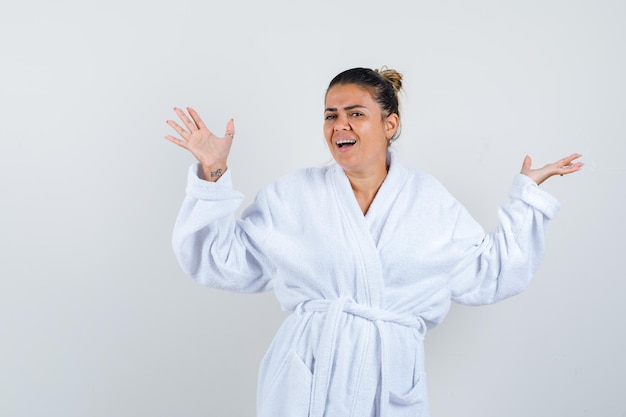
[333,114,350,131]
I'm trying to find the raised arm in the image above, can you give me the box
[450,152,583,305]
[165,107,274,292]
[165,107,234,182]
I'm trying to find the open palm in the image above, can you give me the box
[165,107,234,173]
[521,153,583,185]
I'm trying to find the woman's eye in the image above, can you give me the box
[325,114,337,120]
[351,112,363,117]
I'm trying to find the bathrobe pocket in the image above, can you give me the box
[258,350,313,417]
[388,372,429,415]
[382,324,430,414]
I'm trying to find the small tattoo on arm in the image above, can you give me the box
[210,168,223,178]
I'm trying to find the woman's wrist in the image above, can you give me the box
[201,163,227,182]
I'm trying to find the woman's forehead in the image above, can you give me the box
[325,84,377,108]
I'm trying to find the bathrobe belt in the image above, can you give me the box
[296,297,427,417]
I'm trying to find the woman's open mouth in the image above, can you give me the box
[336,139,356,149]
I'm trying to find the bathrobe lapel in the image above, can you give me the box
[312,155,419,417]
[329,153,408,309]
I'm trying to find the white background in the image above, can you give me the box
[1,0,624,416]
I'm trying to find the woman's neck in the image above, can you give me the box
[345,163,389,215]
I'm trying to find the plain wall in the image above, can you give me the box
[1,0,624,416]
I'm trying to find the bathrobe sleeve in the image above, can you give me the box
[449,174,561,305]
[172,164,275,293]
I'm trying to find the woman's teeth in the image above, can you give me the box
[337,140,356,148]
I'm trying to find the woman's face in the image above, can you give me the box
[324,84,398,176]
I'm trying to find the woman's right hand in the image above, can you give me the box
[165,107,235,181]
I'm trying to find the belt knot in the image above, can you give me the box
[298,297,427,417]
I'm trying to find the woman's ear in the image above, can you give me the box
[385,113,400,139]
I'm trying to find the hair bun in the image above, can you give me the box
[375,66,403,94]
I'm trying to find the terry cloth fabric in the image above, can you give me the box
[172,151,560,417]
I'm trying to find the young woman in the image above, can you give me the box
[165,67,582,417]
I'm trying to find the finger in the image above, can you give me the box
[187,107,208,130]
[559,153,582,167]
[174,107,199,132]
[560,161,584,173]
[166,119,190,140]
[556,153,582,173]
[224,118,235,139]
[164,135,189,150]
[520,155,532,173]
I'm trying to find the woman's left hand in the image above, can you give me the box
[521,153,584,185]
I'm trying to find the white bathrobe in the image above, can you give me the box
[172,152,560,417]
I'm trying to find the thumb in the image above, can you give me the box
[225,118,235,138]
[521,155,532,172]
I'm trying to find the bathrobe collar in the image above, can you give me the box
[329,151,409,309]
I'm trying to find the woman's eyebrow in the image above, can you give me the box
[324,105,367,112]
